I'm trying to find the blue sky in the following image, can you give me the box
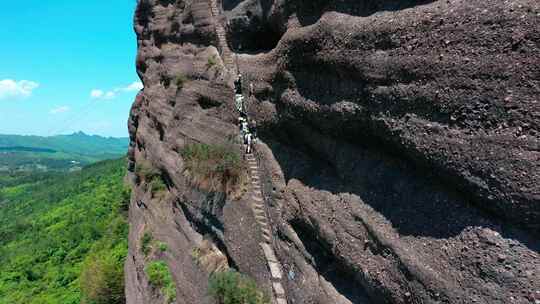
[0,0,140,137]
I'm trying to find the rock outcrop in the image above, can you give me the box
[126,0,540,303]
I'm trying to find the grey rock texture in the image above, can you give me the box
[127,0,540,303]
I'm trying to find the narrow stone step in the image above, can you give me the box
[268,261,282,279]
[255,214,266,221]
[273,282,285,297]
[252,201,264,208]
[192,3,208,8]
[253,210,265,218]
[260,243,278,262]
[263,233,271,242]
[252,207,264,215]
[253,196,263,202]
[258,220,269,230]
[262,227,271,236]
[276,298,287,304]
[258,219,269,228]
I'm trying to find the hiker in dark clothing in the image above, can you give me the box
[234,74,245,113]
[234,74,242,95]
[250,120,258,141]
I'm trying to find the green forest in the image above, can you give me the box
[0,158,129,304]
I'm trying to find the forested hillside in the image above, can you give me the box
[0,158,129,304]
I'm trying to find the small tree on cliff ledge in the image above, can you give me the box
[180,143,247,199]
[208,270,269,304]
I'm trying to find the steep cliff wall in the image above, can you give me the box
[126,0,540,303]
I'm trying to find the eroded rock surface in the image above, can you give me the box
[127,0,540,303]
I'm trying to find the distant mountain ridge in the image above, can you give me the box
[0,132,128,156]
[0,132,129,171]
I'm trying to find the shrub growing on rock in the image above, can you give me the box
[174,73,188,89]
[158,242,168,252]
[141,231,153,256]
[208,270,269,304]
[149,178,167,196]
[135,161,159,181]
[135,161,167,196]
[180,143,247,198]
[145,261,177,304]
[206,55,218,69]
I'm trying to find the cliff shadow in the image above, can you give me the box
[259,123,540,253]
[289,0,437,27]
[289,217,373,304]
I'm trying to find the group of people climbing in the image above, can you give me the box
[239,114,257,154]
[234,73,257,154]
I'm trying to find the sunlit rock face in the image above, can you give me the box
[126,0,540,303]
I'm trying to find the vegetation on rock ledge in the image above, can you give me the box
[135,160,167,197]
[208,270,269,304]
[145,261,177,304]
[180,143,247,198]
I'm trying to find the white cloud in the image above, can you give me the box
[104,91,116,99]
[50,106,70,114]
[122,81,143,92]
[91,89,115,100]
[90,89,104,99]
[90,81,142,100]
[0,79,39,100]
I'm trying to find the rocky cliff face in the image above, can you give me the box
[126,0,540,303]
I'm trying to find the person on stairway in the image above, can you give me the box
[241,118,249,137]
[245,131,253,154]
[235,74,242,94]
[238,115,246,131]
[234,74,245,113]
[250,120,258,142]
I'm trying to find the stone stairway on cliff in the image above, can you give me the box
[246,152,288,304]
[208,0,235,72]
[203,0,288,301]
